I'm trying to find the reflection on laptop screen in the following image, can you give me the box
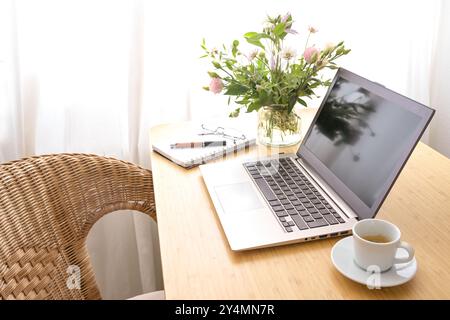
[304,76,422,207]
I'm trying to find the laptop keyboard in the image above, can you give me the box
[244,157,346,233]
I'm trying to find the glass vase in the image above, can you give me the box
[257,106,302,147]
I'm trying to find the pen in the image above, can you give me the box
[170,141,227,149]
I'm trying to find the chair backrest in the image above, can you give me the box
[0,154,156,300]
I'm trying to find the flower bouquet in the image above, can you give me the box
[202,13,351,146]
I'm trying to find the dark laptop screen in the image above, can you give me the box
[302,74,427,211]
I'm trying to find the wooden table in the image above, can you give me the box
[150,108,450,299]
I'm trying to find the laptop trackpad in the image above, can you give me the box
[214,182,264,214]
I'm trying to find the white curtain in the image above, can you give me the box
[0,0,449,299]
[0,0,163,299]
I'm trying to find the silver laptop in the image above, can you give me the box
[200,68,434,251]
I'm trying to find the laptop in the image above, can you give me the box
[200,68,435,251]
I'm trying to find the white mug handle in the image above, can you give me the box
[393,241,415,264]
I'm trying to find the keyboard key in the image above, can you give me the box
[288,221,295,227]
[291,200,301,206]
[268,182,278,187]
[269,200,281,206]
[308,208,318,213]
[303,216,314,222]
[307,218,328,228]
[319,209,329,215]
[312,213,322,219]
[323,214,338,225]
[337,217,345,223]
[316,204,325,209]
[282,222,290,227]
[285,226,293,232]
[299,211,310,217]
[279,217,286,222]
[284,204,294,210]
[287,209,297,216]
[288,195,297,201]
[276,211,288,217]
[254,178,277,201]
[272,205,284,212]
[291,214,309,230]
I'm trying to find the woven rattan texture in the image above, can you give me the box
[0,154,156,299]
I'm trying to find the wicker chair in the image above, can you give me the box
[0,153,156,300]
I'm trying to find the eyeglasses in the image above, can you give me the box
[199,124,247,143]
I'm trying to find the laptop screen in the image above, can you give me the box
[298,69,434,219]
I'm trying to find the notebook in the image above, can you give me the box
[152,119,256,168]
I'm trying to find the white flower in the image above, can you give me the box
[325,42,335,50]
[281,47,297,61]
[248,50,259,61]
[308,25,318,33]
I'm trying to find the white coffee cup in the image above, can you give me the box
[352,219,415,272]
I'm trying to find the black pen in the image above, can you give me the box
[170,140,227,149]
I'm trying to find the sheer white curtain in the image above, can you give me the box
[0,0,448,299]
[0,0,163,299]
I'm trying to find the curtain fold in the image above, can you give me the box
[0,0,449,299]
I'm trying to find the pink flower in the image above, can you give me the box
[281,13,291,23]
[303,46,319,64]
[209,78,223,94]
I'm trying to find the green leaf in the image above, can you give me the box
[244,32,259,38]
[258,90,271,106]
[212,61,221,68]
[244,32,269,49]
[297,98,307,107]
[273,23,286,37]
[202,86,210,91]
[232,40,239,57]
[247,100,261,113]
[229,108,240,118]
[208,71,220,78]
[245,37,265,49]
[287,94,297,113]
[224,83,248,95]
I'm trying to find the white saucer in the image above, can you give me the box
[331,236,417,288]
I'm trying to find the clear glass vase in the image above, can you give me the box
[257,106,302,147]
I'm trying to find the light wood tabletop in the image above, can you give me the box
[150,108,450,299]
